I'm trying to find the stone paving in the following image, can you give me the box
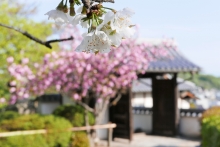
[97,133,201,147]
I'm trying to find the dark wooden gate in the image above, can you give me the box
[109,90,133,141]
[152,74,179,136]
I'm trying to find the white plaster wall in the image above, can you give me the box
[62,95,75,105]
[132,92,152,108]
[133,114,152,134]
[133,114,201,138]
[178,98,190,109]
[133,96,190,109]
[144,98,153,108]
[179,117,201,138]
[39,102,61,114]
[97,108,109,140]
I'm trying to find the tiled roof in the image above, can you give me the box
[147,49,201,73]
[132,78,198,93]
[138,38,201,73]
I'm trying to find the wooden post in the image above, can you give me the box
[108,128,113,147]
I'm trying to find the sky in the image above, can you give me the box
[20,0,220,77]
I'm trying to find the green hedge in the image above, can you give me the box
[0,104,94,147]
[71,132,90,147]
[0,114,72,147]
[53,104,95,147]
[0,111,20,122]
[201,107,220,147]
[202,106,220,119]
[53,104,95,127]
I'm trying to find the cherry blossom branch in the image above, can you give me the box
[75,100,95,113]
[92,0,114,3]
[109,93,122,106]
[0,23,74,49]
[81,0,114,9]
[45,37,74,48]
[95,93,121,124]
[81,0,91,9]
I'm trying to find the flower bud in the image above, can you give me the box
[56,0,64,11]
[63,5,68,13]
[91,25,97,30]
[81,6,87,15]
[69,5,76,16]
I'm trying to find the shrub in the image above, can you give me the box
[0,114,45,131]
[202,106,220,119]
[53,104,95,126]
[201,107,220,147]
[0,135,48,147]
[41,115,72,147]
[0,111,20,122]
[71,132,90,147]
[53,104,95,147]
[0,114,72,147]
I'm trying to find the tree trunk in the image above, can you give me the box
[84,108,94,147]
[92,99,109,146]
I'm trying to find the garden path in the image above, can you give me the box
[98,133,201,147]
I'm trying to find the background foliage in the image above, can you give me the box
[0,0,54,100]
[179,73,220,90]
[201,106,220,147]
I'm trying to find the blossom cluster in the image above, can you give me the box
[7,37,175,104]
[7,58,35,104]
[0,98,6,104]
[45,0,135,54]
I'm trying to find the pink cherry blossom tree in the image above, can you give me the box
[7,26,174,126]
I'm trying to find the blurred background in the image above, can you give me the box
[0,0,220,147]
[23,0,220,76]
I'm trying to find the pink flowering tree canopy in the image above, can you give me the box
[7,25,174,123]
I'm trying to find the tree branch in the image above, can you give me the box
[75,100,95,113]
[0,23,74,49]
[92,0,114,3]
[81,0,114,11]
[81,0,91,9]
[109,93,121,107]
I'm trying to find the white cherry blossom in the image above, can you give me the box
[97,8,135,47]
[45,10,70,26]
[45,1,136,54]
[98,25,122,47]
[71,6,89,28]
[114,8,135,39]
[71,14,89,28]
[75,30,111,54]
